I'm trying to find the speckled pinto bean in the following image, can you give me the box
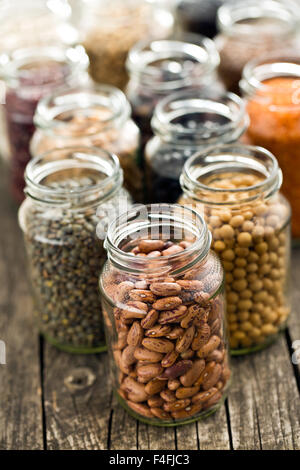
[103,238,230,424]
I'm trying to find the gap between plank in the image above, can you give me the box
[39,335,47,450]
[285,329,300,393]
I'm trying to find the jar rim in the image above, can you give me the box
[126,35,220,92]
[151,89,248,146]
[105,203,212,274]
[34,83,131,134]
[24,146,123,207]
[0,0,71,19]
[180,144,282,205]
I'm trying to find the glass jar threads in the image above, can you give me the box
[145,90,248,203]
[0,45,88,203]
[240,54,300,239]
[18,147,131,353]
[180,145,291,354]
[126,35,221,146]
[100,204,230,425]
[215,0,298,93]
[73,0,174,90]
[31,83,143,202]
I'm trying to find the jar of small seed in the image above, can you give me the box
[31,83,143,202]
[100,204,231,425]
[145,89,248,203]
[18,147,131,353]
[126,35,222,147]
[0,45,88,203]
[72,0,174,90]
[215,0,298,93]
[180,144,291,354]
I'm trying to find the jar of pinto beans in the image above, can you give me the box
[99,204,231,426]
[240,54,300,239]
[180,145,291,354]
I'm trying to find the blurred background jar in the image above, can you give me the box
[100,203,230,425]
[18,146,131,353]
[180,144,291,354]
[215,0,299,93]
[145,90,248,203]
[70,0,174,90]
[240,54,300,240]
[176,0,225,38]
[31,83,143,202]
[0,45,88,203]
[0,0,77,163]
[126,35,222,148]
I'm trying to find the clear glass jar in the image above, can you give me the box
[0,45,88,203]
[180,144,291,355]
[99,204,231,426]
[145,89,248,203]
[176,0,224,38]
[240,54,300,239]
[215,0,299,93]
[72,0,174,90]
[31,83,143,203]
[126,35,222,146]
[18,146,131,353]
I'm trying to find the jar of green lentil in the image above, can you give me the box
[18,146,131,353]
[180,144,291,355]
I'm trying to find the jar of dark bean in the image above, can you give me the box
[176,0,224,38]
[145,89,248,203]
[0,45,88,203]
[100,204,231,426]
[215,0,298,93]
[31,83,143,202]
[126,35,222,147]
[18,147,131,353]
[180,144,291,354]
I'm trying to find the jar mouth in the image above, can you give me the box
[126,35,220,92]
[151,89,248,146]
[0,45,88,90]
[0,0,71,18]
[25,146,123,207]
[34,83,131,135]
[105,204,212,274]
[180,144,282,205]
[217,0,297,38]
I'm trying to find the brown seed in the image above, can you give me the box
[171,402,202,419]
[180,349,194,360]
[162,245,184,256]
[145,378,167,395]
[127,401,154,418]
[180,359,206,387]
[122,377,148,403]
[138,239,165,253]
[197,335,220,358]
[141,309,159,329]
[202,391,222,409]
[129,289,156,303]
[134,347,163,362]
[145,325,172,338]
[177,280,204,290]
[122,301,148,319]
[127,321,143,347]
[192,387,218,404]
[191,324,211,351]
[165,326,185,340]
[161,350,179,368]
[161,360,193,379]
[168,378,180,391]
[142,337,175,353]
[150,282,181,297]
[163,399,191,412]
[137,363,164,381]
[176,326,195,353]
[150,407,171,420]
[158,306,187,324]
[147,395,164,407]
[153,296,182,311]
[115,281,135,302]
[121,345,136,366]
[160,389,176,403]
[176,386,200,399]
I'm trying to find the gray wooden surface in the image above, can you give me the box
[0,166,299,450]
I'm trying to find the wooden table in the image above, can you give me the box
[0,166,299,451]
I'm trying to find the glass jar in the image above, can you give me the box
[72,0,174,90]
[31,83,143,202]
[215,0,298,93]
[145,89,248,204]
[18,146,131,353]
[126,35,222,146]
[100,203,230,426]
[240,54,300,239]
[176,0,224,38]
[0,45,88,203]
[180,144,291,355]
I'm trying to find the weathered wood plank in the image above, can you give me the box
[197,405,231,450]
[0,165,43,450]
[109,394,138,450]
[289,248,300,375]
[176,423,198,450]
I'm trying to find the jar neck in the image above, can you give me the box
[24,147,123,209]
[34,84,131,138]
[105,204,212,276]
[217,0,297,41]
[180,144,282,206]
[126,36,219,94]
[151,90,248,147]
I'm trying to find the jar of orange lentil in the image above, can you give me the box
[180,144,291,354]
[240,54,300,239]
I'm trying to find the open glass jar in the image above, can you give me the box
[145,90,248,203]
[100,204,231,426]
[126,35,222,146]
[240,54,300,239]
[31,83,143,202]
[18,146,131,353]
[180,144,291,354]
[0,45,88,203]
[215,0,299,93]
[72,0,174,89]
